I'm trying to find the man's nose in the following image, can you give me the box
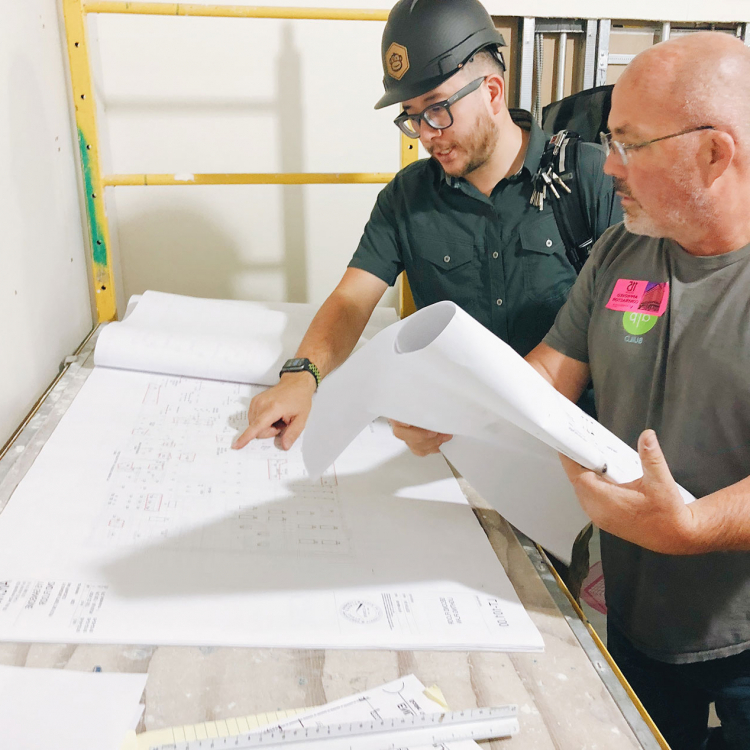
[603,148,626,178]
[418,119,443,143]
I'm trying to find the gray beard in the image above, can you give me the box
[617,175,714,240]
[623,208,665,238]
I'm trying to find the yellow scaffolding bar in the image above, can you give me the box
[63,0,118,323]
[64,0,421,322]
[103,173,395,186]
[399,133,418,317]
[82,2,390,21]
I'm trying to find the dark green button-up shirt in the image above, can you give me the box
[349,110,622,356]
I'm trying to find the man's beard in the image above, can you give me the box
[428,109,498,178]
[615,178,664,237]
[615,175,714,239]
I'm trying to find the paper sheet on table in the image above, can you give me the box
[95,291,399,386]
[304,301,694,562]
[127,676,478,750]
[0,366,542,652]
[0,663,146,750]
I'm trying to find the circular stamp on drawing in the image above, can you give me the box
[341,599,383,624]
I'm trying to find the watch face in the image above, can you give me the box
[287,358,306,368]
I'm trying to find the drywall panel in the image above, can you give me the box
[111,183,385,305]
[0,1,93,446]
[86,0,746,318]
[92,9,398,311]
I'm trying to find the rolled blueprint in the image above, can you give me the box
[95,290,398,386]
[303,301,649,562]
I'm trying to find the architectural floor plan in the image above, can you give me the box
[0,366,543,652]
[92,376,347,556]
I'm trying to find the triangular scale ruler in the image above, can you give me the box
[150,706,519,750]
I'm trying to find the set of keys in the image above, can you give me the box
[530,163,571,210]
[530,129,574,211]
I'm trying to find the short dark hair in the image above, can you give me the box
[466,45,506,78]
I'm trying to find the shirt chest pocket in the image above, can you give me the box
[406,231,478,307]
[411,233,475,271]
[518,213,575,302]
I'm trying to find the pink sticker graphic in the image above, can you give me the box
[606,279,670,316]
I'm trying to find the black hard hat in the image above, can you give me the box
[375,0,506,110]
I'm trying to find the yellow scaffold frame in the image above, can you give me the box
[62,0,418,323]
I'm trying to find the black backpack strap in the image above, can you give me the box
[531,130,594,274]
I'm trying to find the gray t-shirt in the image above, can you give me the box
[544,223,750,664]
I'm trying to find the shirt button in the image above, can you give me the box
[545,239,553,248]
[492,252,499,259]
[496,298,503,306]
[443,255,450,263]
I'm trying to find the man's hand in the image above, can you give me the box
[389,420,453,457]
[232,373,317,451]
[559,429,696,555]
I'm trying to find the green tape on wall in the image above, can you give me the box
[78,129,107,267]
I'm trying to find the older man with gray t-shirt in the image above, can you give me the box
[525,32,750,750]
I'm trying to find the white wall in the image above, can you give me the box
[0,1,93,447]
[89,0,749,318]
[91,5,401,313]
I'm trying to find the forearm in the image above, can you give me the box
[525,348,557,386]
[525,343,591,404]
[680,475,750,553]
[294,295,369,378]
[235,271,385,450]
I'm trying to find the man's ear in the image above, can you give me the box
[485,73,505,115]
[701,130,735,187]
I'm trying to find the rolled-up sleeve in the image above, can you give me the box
[348,181,404,287]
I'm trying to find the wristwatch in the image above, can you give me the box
[279,358,321,389]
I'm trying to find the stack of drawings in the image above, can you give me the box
[0,292,543,652]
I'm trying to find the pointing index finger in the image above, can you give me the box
[232,417,286,450]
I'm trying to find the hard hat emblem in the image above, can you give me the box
[385,42,409,80]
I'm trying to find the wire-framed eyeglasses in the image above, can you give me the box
[599,125,716,165]
[394,77,486,138]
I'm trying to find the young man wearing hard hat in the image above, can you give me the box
[235,0,621,469]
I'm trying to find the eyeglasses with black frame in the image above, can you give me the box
[394,77,486,138]
[599,125,716,166]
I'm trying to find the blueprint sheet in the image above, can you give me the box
[95,291,398,386]
[304,301,695,562]
[0,367,542,651]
